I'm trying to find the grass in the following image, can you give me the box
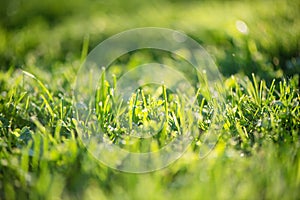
[0,0,300,199]
[0,64,299,199]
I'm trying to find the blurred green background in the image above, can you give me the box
[0,0,299,80]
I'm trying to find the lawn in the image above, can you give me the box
[0,0,299,199]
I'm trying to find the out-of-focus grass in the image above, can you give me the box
[0,0,299,199]
[0,0,299,79]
